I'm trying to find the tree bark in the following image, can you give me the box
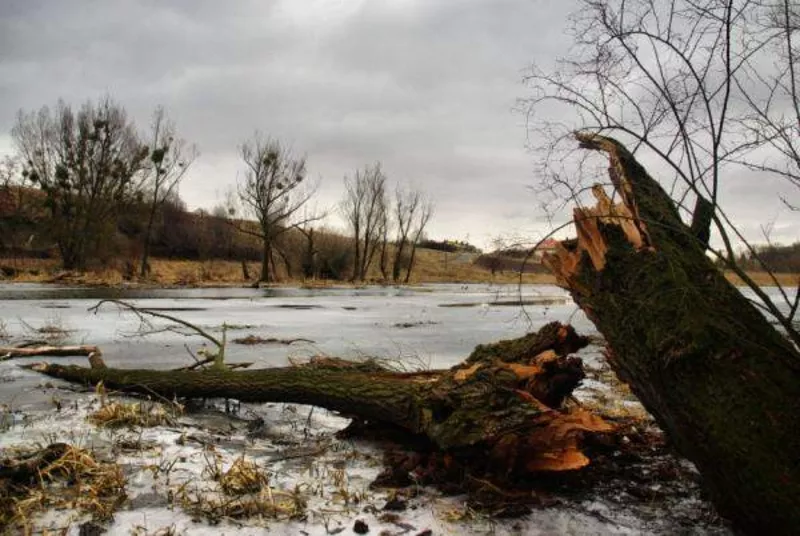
[27,322,613,476]
[543,133,800,535]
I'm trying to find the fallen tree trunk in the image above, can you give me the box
[27,322,612,475]
[0,345,100,361]
[543,134,800,535]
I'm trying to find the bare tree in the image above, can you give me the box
[404,199,433,283]
[523,0,800,340]
[12,98,147,270]
[234,134,320,283]
[392,185,421,282]
[139,107,197,277]
[734,0,800,191]
[342,163,388,281]
[524,1,800,531]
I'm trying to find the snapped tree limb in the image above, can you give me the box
[26,322,613,476]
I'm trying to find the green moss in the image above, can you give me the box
[464,322,587,365]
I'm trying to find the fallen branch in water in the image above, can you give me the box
[232,335,315,345]
[0,345,100,361]
[89,299,229,369]
[25,322,615,477]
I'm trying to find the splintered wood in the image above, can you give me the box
[544,134,651,286]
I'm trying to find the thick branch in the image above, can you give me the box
[544,133,800,535]
[26,323,613,475]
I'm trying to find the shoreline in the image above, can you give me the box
[0,256,796,289]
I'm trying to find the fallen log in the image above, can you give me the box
[0,345,100,361]
[543,134,800,534]
[26,322,613,475]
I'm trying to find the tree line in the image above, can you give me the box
[0,97,434,283]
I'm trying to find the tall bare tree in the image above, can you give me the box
[12,98,147,270]
[342,163,388,281]
[524,1,800,531]
[139,107,197,277]
[403,199,433,283]
[523,0,799,341]
[392,186,421,282]
[234,134,319,283]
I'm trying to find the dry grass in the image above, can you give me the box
[148,259,261,286]
[19,314,73,343]
[178,450,307,523]
[723,270,799,287]
[4,254,796,287]
[0,444,127,531]
[218,456,270,496]
[89,400,179,429]
[406,248,557,284]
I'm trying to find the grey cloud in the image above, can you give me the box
[0,0,796,250]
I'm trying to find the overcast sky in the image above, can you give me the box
[1,0,797,250]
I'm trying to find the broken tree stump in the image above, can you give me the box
[543,133,800,535]
[26,322,613,477]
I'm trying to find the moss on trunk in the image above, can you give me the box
[544,133,800,535]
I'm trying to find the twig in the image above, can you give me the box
[89,299,223,348]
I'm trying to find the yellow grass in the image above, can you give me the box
[0,444,127,530]
[147,259,261,286]
[406,248,557,284]
[723,270,799,287]
[89,400,179,428]
[1,253,796,288]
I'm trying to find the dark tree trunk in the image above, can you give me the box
[404,242,418,284]
[302,228,316,279]
[543,134,800,535]
[140,202,158,277]
[28,323,612,475]
[351,230,361,282]
[260,237,272,283]
[379,235,389,281]
[393,237,407,282]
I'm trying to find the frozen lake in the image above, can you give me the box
[0,283,736,535]
[0,283,591,406]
